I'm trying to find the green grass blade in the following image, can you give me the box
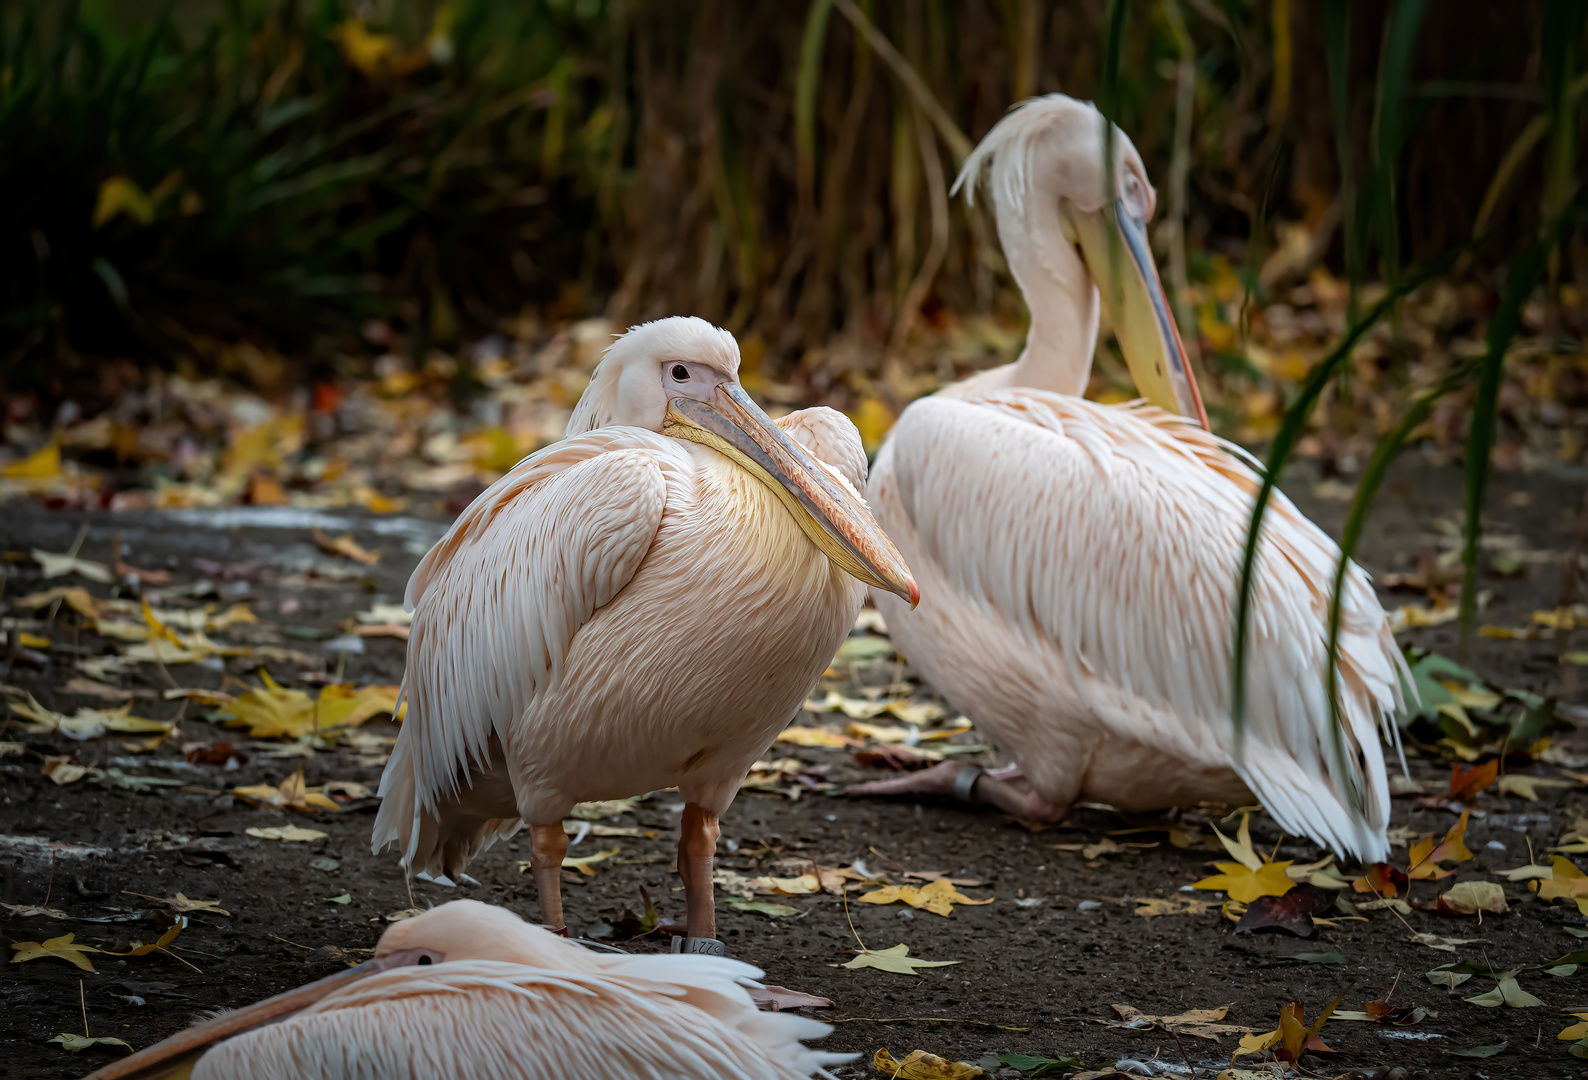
[1457,233,1555,658]
[1323,0,1359,318]
[1230,244,1464,747]
[795,0,835,211]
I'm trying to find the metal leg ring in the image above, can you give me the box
[952,765,984,803]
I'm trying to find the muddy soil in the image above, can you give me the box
[3,458,1588,1080]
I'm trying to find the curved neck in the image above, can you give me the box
[997,197,1099,396]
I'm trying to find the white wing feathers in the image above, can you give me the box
[195,960,849,1080]
[888,390,1405,861]
[374,430,685,868]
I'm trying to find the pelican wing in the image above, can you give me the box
[374,430,683,871]
[192,961,847,1080]
[882,390,1405,860]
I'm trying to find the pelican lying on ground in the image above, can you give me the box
[372,316,915,954]
[853,95,1405,861]
[85,900,851,1080]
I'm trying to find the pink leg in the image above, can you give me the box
[528,823,570,934]
[848,760,1068,823]
[677,803,721,942]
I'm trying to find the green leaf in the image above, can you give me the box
[840,943,960,976]
[1449,1041,1507,1058]
[1278,950,1349,966]
[997,1052,1085,1075]
[1464,975,1543,1008]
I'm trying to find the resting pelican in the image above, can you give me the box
[852,95,1404,861]
[85,900,851,1079]
[372,317,915,954]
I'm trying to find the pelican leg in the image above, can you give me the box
[527,822,570,934]
[848,760,1068,823]
[675,802,723,950]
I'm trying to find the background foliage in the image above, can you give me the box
[2,0,1582,408]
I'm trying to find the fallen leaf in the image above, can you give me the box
[1559,1013,1588,1041]
[10,934,102,971]
[1108,1003,1250,1040]
[1134,895,1218,917]
[1388,602,1460,633]
[32,549,112,583]
[6,441,61,479]
[245,825,328,842]
[1409,932,1487,952]
[1538,856,1588,915]
[1498,775,1573,801]
[324,893,352,905]
[515,846,621,876]
[1494,863,1553,882]
[1451,759,1499,800]
[313,527,379,564]
[1,902,71,919]
[49,1033,132,1053]
[1426,964,1473,988]
[1464,972,1543,1008]
[727,899,802,918]
[1431,880,1509,918]
[41,756,92,785]
[841,943,960,975]
[1448,1041,1508,1058]
[1408,812,1475,880]
[12,586,101,618]
[110,917,185,957]
[776,725,855,748]
[123,892,231,917]
[1351,862,1409,897]
[233,769,342,814]
[858,878,994,917]
[1234,884,1332,937]
[872,1048,985,1079]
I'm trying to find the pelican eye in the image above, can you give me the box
[417,954,433,965]
[671,364,689,381]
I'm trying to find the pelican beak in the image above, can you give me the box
[1063,198,1210,431]
[663,383,918,607]
[82,949,436,1080]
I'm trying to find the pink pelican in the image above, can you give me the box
[84,899,851,1079]
[852,96,1404,861]
[371,317,915,954]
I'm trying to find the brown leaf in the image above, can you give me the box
[312,527,379,564]
[1234,884,1333,938]
[1451,759,1499,800]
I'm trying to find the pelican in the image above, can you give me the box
[852,95,1405,861]
[84,900,851,1079]
[371,317,915,954]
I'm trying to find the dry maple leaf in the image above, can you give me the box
[1451,759,1499,800]
[10,933,102,972]
[246,825,328,842]
[110,917,185,957]
[49,1033,132,1053]
[1430,880,1509,918]
[1351,862,1409,897]
[872,1048,985,1079]
[234,768,342,814]
[858,878,993,916]
[841,944,960,975]
[1107,1003,1249,1040]
[1559,1013,1588,1041]
[1192,814,1294,904]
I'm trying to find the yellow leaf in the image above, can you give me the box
[110,916,185,956]
[1538,856,1588,915]
[841,943,960,975]
[559,846,620,876]
[1559,1013,1588,1041]
[16,632,50,648]
[92,176,154,227]
[1498,775,1574,801]
[858,878,994,917]
[227,681,315,738]
[1193,860,1295,904]
[316,683,401,728]
[1436,880,1510,917]
[330,17,398,75]
[848,397,896,454]
[246,825,328,842]
[4,441,61,479]
[11,586,100,618]
[776,725,853,748]
[10,933,101,972]
[872,1048,985,1079]
[313,527,379,565]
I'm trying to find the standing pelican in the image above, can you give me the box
[85,900,851,1079]
[852,96,1405,861]
[372,317,916,954]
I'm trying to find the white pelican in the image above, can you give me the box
[371,317,915,954]
[852,95,1405,861]
[84,900,851,1080]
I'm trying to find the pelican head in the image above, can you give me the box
[955,94,1208,429]
[567,317,917,606]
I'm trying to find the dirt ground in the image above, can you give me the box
[4,457,1588,1080]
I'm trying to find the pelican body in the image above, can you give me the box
[372,317,914,948]
[857,96,1405,861]
[85,900,851,1080]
